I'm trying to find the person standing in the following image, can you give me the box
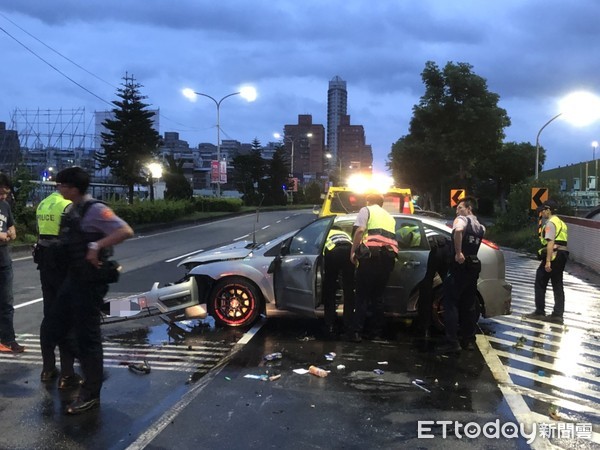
[438,197,485,354]
[416,232,450,340]
[46,167,133,414]
[349,193,398,342]
[526,200,568,324]
[322,226,355,337]
[36,190,78,384]
[0,174,24,353]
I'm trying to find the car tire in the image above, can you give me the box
[208,277,262,327]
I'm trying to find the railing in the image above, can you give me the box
[562,215,600,273]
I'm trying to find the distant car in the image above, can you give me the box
[112,215,512,328]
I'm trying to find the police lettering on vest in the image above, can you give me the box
[36,192,71,237]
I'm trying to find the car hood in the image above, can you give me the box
[178,241,255,267]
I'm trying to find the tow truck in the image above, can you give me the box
[316,173,413,217]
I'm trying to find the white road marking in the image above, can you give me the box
[165,249,204,263]
[233,234,250,241]
[125,320,265,450]
[14,298,43,309]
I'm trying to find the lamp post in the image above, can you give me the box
[535,113,562,180]
[147,162,163,202]
[274,132,313,177]
[183,86,257,197]
[535,91,600,180]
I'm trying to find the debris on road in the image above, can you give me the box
[128,360,151,374]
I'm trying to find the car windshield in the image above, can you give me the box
[329,192,406,214]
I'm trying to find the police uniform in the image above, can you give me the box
[442,214,485,350]
[417,233,450,338]
[322,228,355,333]
[36,192,74,379]
[351,203,398,339]
[45,196,129,404]
[534,213,568,321]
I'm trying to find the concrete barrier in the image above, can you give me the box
[562,215,600,274]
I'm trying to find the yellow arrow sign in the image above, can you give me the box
[531,187,548,210]
[450,189,466,207]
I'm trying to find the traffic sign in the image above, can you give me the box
[531,187,548,210]
[450,189,466,207]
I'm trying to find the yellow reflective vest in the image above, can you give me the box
[36,192,71,237]
[364,205,399,254]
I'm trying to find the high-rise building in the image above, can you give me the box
[338,115,373,176]
[327,76,347,160]
[0,122,21,175]
[283,114,325,181]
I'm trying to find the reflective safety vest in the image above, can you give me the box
[36,192,72,237]
[538,215,568,261]
[364,205,399,254]
[324,229,352,252]
[539,215,568,247]
[398,224,421,248]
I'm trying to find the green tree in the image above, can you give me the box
[232,138,266,206]
[390,61,511,209]
[163,155,192,200]
[477,142,545,213]
[263,145,288,206]
[96,73,161,204]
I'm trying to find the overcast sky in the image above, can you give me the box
[2,0,600,174]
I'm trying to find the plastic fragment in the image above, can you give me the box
[268,374,281,381]
[538,370,546,377]
[373,369,385,375]
[377,361,388,365]
[548,405,560,420]
[293,368,310,375]
[412,380,431,393]
[325,352,336,361]
[128,360,151,374]
[244,374,268,381]
[264,352,283,361]
[225,376,231,381]
[336,364,345,370]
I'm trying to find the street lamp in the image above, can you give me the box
[182,86,257,197]
[535,91,600,179]
[273,132,313,177]
[147,162,163,202]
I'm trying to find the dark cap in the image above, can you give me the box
[537,199,557,212]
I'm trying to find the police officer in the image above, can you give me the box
[349,193,398,342]
[526,200,569,324]
[36,190,78,383]
[322,226,354,336]
[45,167,133,414]
[438,197,485,354]
[0,174,23,353]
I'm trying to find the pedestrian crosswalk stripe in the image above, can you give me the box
[2,334,235,373]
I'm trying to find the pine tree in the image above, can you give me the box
[96,73,161,204]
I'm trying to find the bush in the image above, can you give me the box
[193,197,242,212]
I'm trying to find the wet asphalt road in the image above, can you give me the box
[1,212,600,449]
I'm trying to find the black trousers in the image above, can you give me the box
[43,267,108,400]
[534,250,568,316]
[322,244,355,329]
[38,246,75,373]
[443,260,481,343]
[353,248,395,334]
[418,244,449,333]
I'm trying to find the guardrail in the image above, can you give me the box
[562,215,600,273]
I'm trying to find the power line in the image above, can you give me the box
[0,12,118,90]
[0,25,113,107]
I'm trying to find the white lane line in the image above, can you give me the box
[131,215,246,240]
[126,319,265,450]
[165,249,204,263]
[12,255,33,262]
[476,335,546,450]
[261,225,270,230]
[14,298,42,309]
[276,220,281,223]
[233,234,249,241]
